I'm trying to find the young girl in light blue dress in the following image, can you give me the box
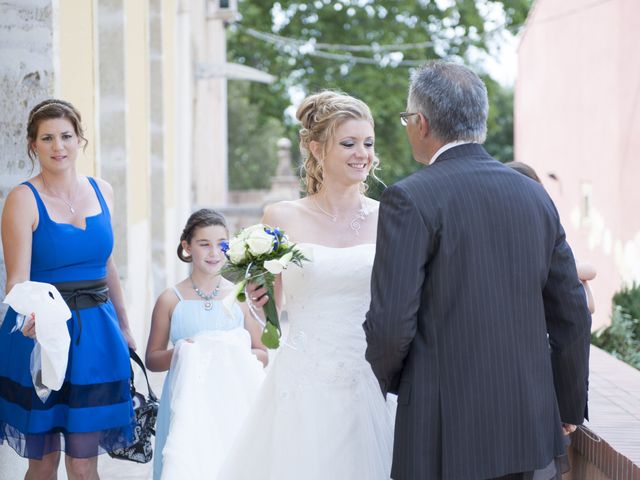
[145,209,267,479]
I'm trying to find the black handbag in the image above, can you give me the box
[108,350,159,463]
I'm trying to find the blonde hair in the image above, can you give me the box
[296,90,379,195]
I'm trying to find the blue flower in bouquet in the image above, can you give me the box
[265,227,283,249]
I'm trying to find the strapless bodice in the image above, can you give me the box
[281,243,375,362]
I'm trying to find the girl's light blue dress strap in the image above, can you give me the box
[171,286,184,301]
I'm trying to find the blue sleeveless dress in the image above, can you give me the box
[153,287,244,480]
[0,178,134,459]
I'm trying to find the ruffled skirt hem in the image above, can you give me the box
[0,421,135,459]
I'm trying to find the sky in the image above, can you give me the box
[477,28,519,87]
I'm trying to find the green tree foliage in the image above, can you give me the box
[613,282,640,321]
[485,78,515,162]
[592,283,640,370]
[228,80,285,190]
[227,0,531,190]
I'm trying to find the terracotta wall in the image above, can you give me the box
[515,0,640,329]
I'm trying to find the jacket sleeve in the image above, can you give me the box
[543,217,592,424]
[364,183,431,395]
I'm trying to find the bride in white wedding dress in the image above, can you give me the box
[218,91,394,480]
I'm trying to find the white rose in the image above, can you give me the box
[227,237,247,263]
[264,251,294,274]
[238,223,266,240]
[245,228,274,256]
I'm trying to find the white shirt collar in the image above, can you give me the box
[429,141,474,165]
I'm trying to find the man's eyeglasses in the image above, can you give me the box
[399,112,420,127]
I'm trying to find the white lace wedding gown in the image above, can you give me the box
[218,243,394,480]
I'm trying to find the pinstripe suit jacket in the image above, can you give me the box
[364,144,591,480]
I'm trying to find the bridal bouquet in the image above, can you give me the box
[220,224,310,349]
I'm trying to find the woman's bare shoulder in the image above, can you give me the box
[93,176,113,192]
[4,184,38,217]
[156,286,180,306]
[364,196,379,210]
[263,199,309,227]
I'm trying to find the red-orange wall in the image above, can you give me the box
[515,0,640,329]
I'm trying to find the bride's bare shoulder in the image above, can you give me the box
[364,196,379,210]
[262,199,310,228]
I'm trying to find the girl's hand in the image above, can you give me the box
[21,313,36,340]
[577,262,596,281]
[252,348,268,367]
[120,325,137,351]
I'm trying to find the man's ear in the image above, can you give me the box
[418,113,430,138]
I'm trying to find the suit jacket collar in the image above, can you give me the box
[431,142,489,164]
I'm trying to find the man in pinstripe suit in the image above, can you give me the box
[364,61,591,480]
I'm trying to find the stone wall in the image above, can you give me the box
[97,0,128,276]
[0,0,55,300]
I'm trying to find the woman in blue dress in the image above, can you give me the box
[0,99,136,478]
[145,209,267,479]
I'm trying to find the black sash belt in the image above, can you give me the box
[53,279,110,345]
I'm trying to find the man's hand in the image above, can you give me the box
[562,423,577,435]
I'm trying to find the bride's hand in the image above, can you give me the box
[246,282,269,308]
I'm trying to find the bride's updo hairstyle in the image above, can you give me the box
[296,90,378,195]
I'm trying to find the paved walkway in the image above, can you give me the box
[0,370,165,480]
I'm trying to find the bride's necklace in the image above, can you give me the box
[313,195,371,236]
[41,174,78,214]
[190,275,221,311]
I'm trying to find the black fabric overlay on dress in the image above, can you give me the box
[0,375,130,410]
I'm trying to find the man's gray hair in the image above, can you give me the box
[408,60,488,143]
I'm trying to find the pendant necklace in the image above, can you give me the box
[313,195,371,236]
[41,174,77,214]
[190,275,220,311]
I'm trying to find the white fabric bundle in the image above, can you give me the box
[3,281,71,402]
[160,328,265,480]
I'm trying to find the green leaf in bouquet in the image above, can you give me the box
[259,285,281,349]
[261,320,280,349]
[220,264,248,284]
